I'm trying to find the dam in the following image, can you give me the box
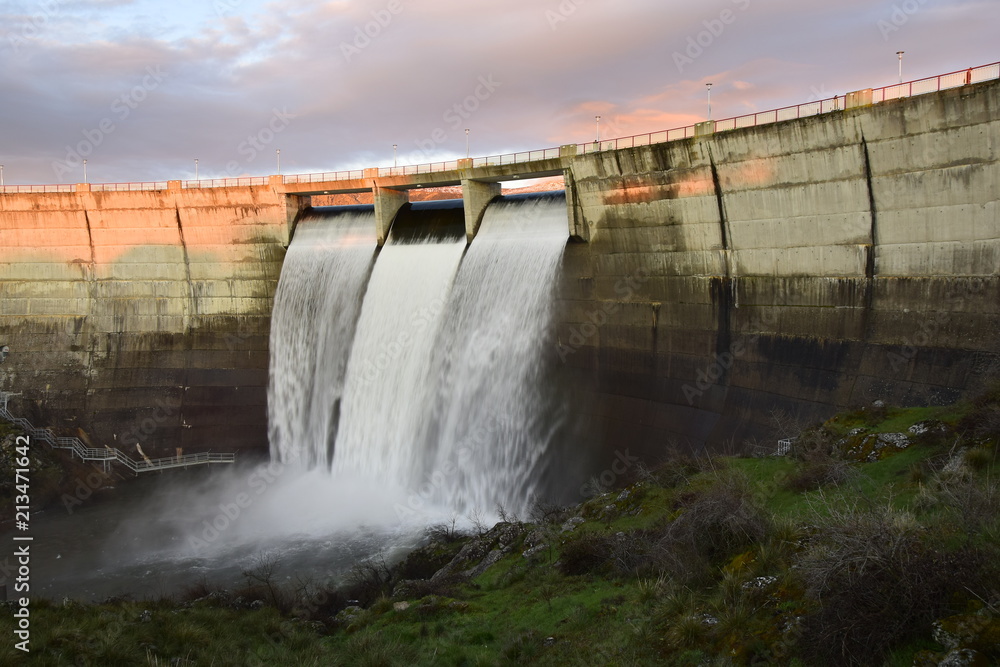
[1,64,998,485]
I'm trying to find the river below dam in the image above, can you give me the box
[2,461,456,602]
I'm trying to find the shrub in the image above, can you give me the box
[787,426,839,463]
[786,459,856,492]
[660,472,771,565]
[795,496,994,666]
[558,532,620,576]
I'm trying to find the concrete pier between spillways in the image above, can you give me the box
[1,79,998,459]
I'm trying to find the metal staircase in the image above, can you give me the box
[1,391,235,474]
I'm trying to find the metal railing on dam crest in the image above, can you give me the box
[1,62,997,195]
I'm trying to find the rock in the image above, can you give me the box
[942,449,970,473]
[466,548,507,579]
[872,400,886,408]
[847,432,910,462]
[524,529,546,548]
[560,517,585,533]
[616,488,631,502]
[522,544,548,560]
[447,601,469,612]
[908,420,948,437]
[249,600,265,610]
[393,580,416,598]
[139,609,152,622]
[432,522,527,581]
[741,575,777,591]
[938,648,986,667]
[334,605,363,625]
[393,601,410,612]
[544,636,556,647]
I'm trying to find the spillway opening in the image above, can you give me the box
[269,191,575,523]
[388,199,466,244]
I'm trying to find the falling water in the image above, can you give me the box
[267,207,376,467]
[269,193,568,520]
[420,193,568,516]
[330,224,467,483]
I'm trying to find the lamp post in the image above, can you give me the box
[595,115,601,143]
[0,164,4,187]
[83,159,88,184]
[706,83,713,121]
[194,158,199,180]
[276,149,281,175]
[393,144,397,167]
[897,51,904,83]
[465,128,470,158]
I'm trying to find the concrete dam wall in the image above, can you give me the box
[1,79,997,459]
[0,183,299,452]
[562,79,999,457]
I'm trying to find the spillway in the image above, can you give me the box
[268,193,568,519]
[419,192,569,515]
[267,207,377,468]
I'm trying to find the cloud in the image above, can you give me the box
[0,0,998,184]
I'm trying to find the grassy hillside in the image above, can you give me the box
[3,387,999,666]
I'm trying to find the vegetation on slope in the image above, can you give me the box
[2,386,1000,666]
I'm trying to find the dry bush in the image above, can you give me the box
[527,501,573,525]
[788,426,840,463]
[795,494,993,666]
[925,470,1000,539]
[560,471,772,584]
[637,447,708,490]
[786,459,857,493]
[240,551,289,611]
[558,532,622,576]
[342,553,394,607]
[661,472,771,563]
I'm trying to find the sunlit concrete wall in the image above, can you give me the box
[0,184,297,453]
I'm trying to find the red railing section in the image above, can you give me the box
[2,62,997,193]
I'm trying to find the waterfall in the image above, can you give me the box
[268,193,567,520]
[419,193,568,516]
[267,208,376,468]
[331,227,466,482]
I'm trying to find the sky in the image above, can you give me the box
[0,0,997,185]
